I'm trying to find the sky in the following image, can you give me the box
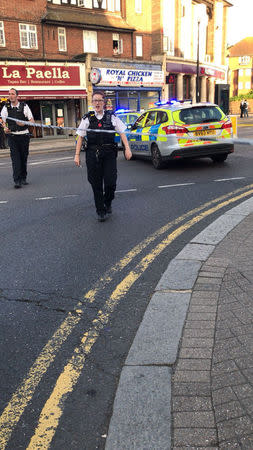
[227,0,253,46]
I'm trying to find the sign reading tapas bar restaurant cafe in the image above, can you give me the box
[0,64,81,86]
[94,67,164,86]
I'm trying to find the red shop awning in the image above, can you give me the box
[0,89,87,100]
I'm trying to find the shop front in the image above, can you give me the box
[165,60,226,103]
[91,64,164,111]
[0,62,87,138]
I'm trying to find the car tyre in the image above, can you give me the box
[211,153,228,163]
[151,144,165,169]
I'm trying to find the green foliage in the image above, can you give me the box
[230,90,253,101]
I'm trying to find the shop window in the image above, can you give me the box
[113,33,123,55]
[58,27,67,52]
[135,0,142,13]
[19,24,38,49]
[136,36,143,57]
[83,30,98,53]
[0,21,5,47]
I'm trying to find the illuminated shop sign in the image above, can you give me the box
[97,68,164,86]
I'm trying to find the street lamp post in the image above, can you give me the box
[196,20,200,103]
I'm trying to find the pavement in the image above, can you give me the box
[105,197,253,449]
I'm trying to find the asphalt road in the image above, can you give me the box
[0,124,253,449]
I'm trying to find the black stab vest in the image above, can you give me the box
[85,111,116,147]
[6,102,28,132]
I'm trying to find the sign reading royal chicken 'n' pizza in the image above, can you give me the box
[0,64,80,86]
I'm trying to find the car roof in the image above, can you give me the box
[148,102,219,112]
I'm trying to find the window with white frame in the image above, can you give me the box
[135,0,141,13]
[0,21,5,47]
[19,24,38,49]
[214,1,223,65]
[238,82,243,90]
[112,33,123,54]
[107,0,120,11]
[136,36,143,57]
[94,0,106,7]
[83,30,98,53]
[245,82,251,89]
[163,0,175,56]
[239,69,244,76]
[246,69,252,76]
[61,0,78,4]
[180,0,192,59]
[58,27,67,51]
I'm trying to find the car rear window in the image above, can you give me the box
[178,106,223,124]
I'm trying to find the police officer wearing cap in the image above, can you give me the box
[1,88,33,188]
[74,91,132,221]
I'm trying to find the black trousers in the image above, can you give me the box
[8,134,30,183]
[86,147,117,213]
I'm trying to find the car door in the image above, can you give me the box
[128,112,148,155]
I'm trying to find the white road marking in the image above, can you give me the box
[115,189,137,193]
[158,183,195,188]
[29,157,73,166]
[0,201,8,204]
[214,177,245,182]
[62,194,79,198]
[35,197,57,201]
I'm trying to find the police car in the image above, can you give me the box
[114,109,140,148]
[125,101,234,169]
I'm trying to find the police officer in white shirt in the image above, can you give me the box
[1,88,34,188]
[75,91,132,221]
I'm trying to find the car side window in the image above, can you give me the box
[132,113,147,129]
[144,111,157,127]
[156,111,168,125]
[129,114,139,124]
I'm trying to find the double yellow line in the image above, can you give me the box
[1,184,253,449]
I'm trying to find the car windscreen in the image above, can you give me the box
[178,106,223,124]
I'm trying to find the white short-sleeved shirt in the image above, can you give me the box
[1,102,33,135]
[76,111,126,137]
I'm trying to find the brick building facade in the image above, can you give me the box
[0,0,232,139]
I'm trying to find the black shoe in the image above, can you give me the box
[21,179,29,185]
[105,204,112,214]
[97,212,107,222]
[14,181,22,189]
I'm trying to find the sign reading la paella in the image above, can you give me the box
[98,68,164,86]
[0,64,80,86]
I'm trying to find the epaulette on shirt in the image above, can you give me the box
[82,111,95,120]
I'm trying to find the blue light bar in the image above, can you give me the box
[115,108,130,113]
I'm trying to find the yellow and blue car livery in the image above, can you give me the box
[114,110,140,147]
[126,102,234,169]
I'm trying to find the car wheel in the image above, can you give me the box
[123,144,135,160]
[151,144,165,169]
[211,153,228,163]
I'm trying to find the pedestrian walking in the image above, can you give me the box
[1,88,34,188]
[74,91,132,221]
[240,99,245,118]
[243,99,249,118]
